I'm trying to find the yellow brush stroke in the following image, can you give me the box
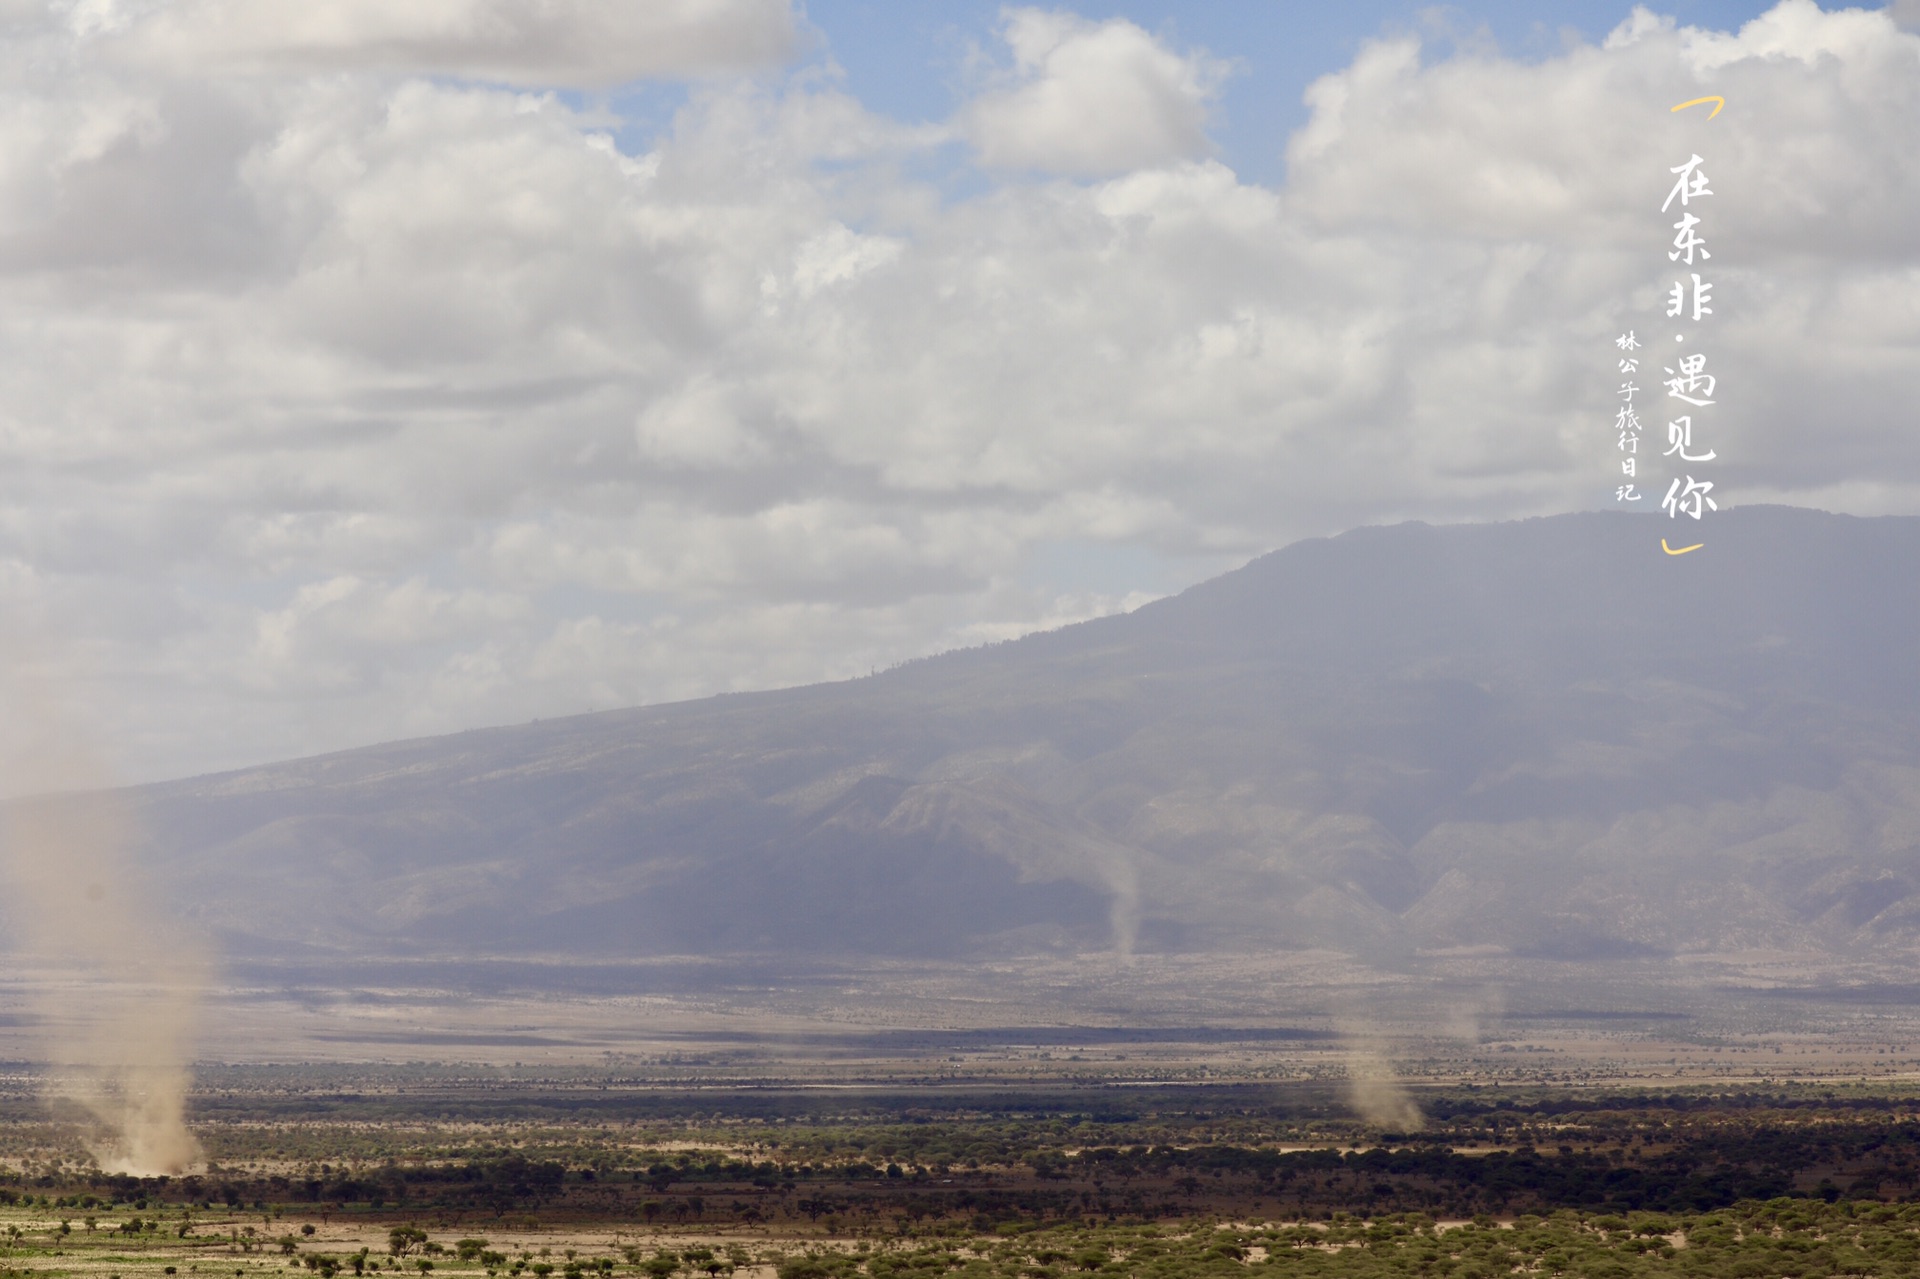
[1671,96,1725,119]
[1662,538,1705,555]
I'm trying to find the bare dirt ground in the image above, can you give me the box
[6,945,1920,1087]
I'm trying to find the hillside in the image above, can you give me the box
[68,507,1920,973]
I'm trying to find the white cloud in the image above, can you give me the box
[113,0,799,87]
[0,1,1916,782]
[244,575,531,695]
[787,222,903,298]
[963,8,1228,175]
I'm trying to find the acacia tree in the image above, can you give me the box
[390,1227,429,1258]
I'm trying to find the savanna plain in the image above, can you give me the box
[10,986,1920,1279]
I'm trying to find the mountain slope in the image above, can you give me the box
[77,507,1920,966]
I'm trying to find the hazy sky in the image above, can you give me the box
[1,0,1915,784]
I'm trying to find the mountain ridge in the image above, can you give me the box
[12,506,1920,983]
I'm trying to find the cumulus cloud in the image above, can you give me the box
[963,8,1228,175]
[112,0,799,87]
[0,1,1915,781]
[1290,1,1920,253]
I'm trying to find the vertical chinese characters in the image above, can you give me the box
[1613,138,1726,519]
[1659,153,1719,520]
[1614,330,1642,501]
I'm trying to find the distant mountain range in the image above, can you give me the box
[73,507,1920,977]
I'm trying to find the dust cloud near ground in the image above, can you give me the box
[0,657,207,1174]
[1342,1041,1426,1131]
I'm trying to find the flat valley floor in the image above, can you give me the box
[6,950,1920,1276]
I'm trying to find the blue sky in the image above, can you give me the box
[601,2,1803,188]
[794,0,1791,182]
